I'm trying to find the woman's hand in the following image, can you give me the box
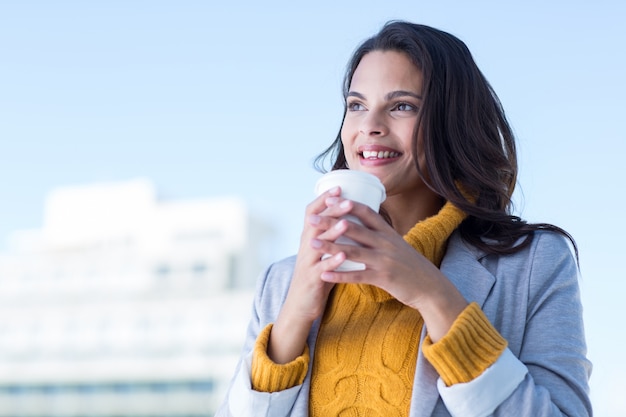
[268,187,356,363]
[314,198,469,342]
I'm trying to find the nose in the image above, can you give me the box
[359,110,388,137]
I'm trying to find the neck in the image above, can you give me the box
[382,191,444,235]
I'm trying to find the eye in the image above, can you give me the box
[347,101,366,111]
[393,102,418,112]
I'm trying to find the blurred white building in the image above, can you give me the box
[0,178,272,416]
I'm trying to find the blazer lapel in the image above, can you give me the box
[410,340,443,417]
[440,232,496,307]
[409,232,496,417]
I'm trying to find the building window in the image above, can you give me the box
[191,262,208,276]
[154,264,171,277]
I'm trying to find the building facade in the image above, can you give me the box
[0,179,270,416]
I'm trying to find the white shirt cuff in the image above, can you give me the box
[227,352,302,417]
[437,348,528,417]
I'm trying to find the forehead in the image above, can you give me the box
[350,50,423,92]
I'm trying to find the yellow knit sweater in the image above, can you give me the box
[251,201,507,416]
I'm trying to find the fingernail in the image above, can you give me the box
[309,214,321,225]
[311,238,322,249]
[339,200,351,209]
[329,186,340,194]
[335,219,346,230]
[326,197,339,206]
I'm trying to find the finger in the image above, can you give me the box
[307,186,342,217]
[314,217,351,242]
[297,187,344,265]
[320,267,369,284]
[319,251,347,272]
[311,232,372,267]
[318,197,354,218]
[316,214,380,250]
[305,218,355,267]
[301,187,343,240]
[343,200,391,231]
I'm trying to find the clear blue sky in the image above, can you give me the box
[1,1,624,414]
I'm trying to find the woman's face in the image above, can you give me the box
[341,50,428,201]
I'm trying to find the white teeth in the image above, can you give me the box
[362,150,399,159]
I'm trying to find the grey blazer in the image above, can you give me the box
[216,231,592,416]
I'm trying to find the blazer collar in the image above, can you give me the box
[440,231,495,306]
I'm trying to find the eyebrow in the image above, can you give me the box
[347,90,423,101]
[387,90,423,100]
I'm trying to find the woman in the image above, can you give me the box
[216,21,592,416]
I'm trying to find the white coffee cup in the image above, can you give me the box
[314,170,386,271]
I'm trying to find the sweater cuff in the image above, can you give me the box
[250,323,310,393]
[422,302,507,386]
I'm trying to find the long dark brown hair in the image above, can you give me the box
[315,21,577,258]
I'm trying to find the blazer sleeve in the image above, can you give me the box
[213,260,306,417]
[435,231,592,417]
[488,231,592,416]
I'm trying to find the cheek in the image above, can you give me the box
[339,127,357,167]
[340,118,353,141]
[414,138,432,181]
[340,121,354,149]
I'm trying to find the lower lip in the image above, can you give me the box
[359,155,401,166]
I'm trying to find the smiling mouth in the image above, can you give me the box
[360,150,401,159]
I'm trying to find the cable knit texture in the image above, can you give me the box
[250,200,507,416]
[310,284,423,415]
